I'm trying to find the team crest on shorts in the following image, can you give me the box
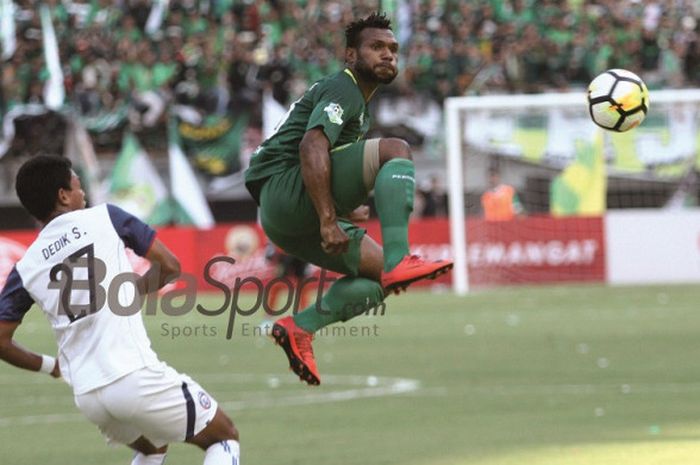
[324,103,344,125]
[198,391,212,410]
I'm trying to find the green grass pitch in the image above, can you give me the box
[2,284,700,465]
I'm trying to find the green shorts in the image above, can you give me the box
[259,139,380,276]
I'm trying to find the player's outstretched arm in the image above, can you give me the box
[136,238,181,296]
[300,127,349,255]
[0,320,60,377]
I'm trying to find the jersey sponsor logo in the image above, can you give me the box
[323,103,344,125]
[198,391,212,409]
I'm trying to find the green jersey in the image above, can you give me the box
[245,68,371,203]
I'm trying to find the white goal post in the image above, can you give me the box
[444,89,700,296]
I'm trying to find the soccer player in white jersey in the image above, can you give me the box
[0,156,241,465]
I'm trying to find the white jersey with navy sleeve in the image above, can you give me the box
[0,204,162,395]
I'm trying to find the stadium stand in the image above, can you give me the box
[0,0,698,223]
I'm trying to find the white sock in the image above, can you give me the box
[203,440,241,465]
[131,452,166,465]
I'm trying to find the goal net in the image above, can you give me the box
[445,89,700,295]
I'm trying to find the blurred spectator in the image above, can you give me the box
[416,175,446,218]
[481,166,524,221]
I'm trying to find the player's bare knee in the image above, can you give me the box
[378,138,412,165]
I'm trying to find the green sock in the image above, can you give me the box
[373,158,415,271]
[293,277,385,333]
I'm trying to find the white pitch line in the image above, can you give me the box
[0,374,422,428]
[220,378,420,411]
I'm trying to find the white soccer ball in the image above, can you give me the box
[587,69,649,132]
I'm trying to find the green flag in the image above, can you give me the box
[178,113,248,176]
[108,132,171,225]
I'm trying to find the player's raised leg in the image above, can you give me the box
[373,138,414,270]
[372,138,453,292]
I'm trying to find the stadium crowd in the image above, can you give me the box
[1,0,698,123]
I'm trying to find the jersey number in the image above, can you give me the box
[48,244,106,323]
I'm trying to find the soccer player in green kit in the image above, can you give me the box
[245,12,453,385]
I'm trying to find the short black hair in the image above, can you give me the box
[16,155,73,222]
[345,12,392,48]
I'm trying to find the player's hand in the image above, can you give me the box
[320,220,349,255]
[346,205,370,222]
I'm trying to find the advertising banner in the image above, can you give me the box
[0,216,606,292]
[466,216,606,286]
[606,210,700,284]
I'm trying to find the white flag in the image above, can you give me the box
[64,118,106,205]
[40,4,64,109]
[145,0,169,35]
[168,121,214,228]
[262,89,287,140]
[0,0,16,60]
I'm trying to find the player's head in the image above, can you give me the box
[345,12,398,85]
[15,155,86,223]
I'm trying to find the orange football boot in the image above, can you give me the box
[381,255,454,294]
[271,316,320,385]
